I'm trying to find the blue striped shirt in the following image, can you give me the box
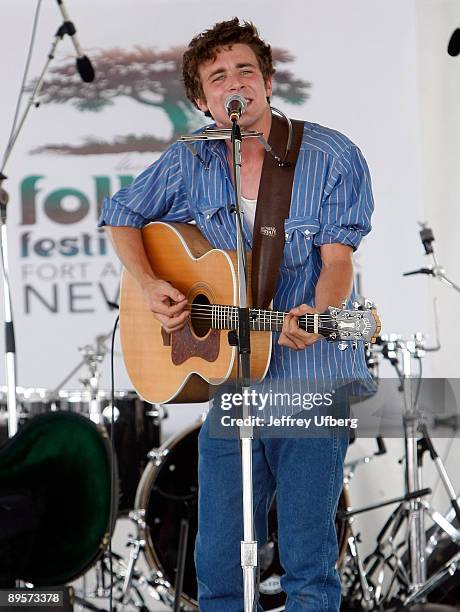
[100,120,375,415]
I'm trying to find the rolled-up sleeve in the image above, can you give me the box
[314,145,374,251]
[98,143,191,227]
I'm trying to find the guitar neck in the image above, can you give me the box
[189,303,378,343]
[210,306,325,334]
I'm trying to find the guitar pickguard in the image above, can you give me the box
[171,324,220,365]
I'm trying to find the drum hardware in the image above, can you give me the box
[339,333,460,611]
[148,447,170,465]
[78,338,108,425]
[173,516,191,612]
[73,549,151,611]
[51,332,112,425]
[340,442,405,610]
[380,334,459,603]
[91,513,189,611]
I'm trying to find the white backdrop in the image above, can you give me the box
[0,0,433,390]
[1,0,459,556]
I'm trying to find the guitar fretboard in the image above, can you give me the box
[210,305,322,334]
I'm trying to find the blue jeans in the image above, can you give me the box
[194,415,349,611]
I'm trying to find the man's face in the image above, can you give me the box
[194,43,272,130]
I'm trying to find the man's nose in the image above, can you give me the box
[227,72,244,92]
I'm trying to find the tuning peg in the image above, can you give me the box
[364,299,374,309]
[352,301,361,310]
[338,342,348,351]
[341,301,347,308]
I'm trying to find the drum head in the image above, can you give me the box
[0,411,117,586]
[136,421,349,610]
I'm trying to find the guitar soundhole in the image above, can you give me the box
[191,294,212,338]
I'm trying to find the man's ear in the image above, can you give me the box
[195,97,209,113]
[264,76,273,98]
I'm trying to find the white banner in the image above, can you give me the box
[0,0,429,391]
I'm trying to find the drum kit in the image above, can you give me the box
[1,344,460,611]
[37,328,456,612]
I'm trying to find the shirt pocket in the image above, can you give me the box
[281,216,320,269]
[195,203,226,229]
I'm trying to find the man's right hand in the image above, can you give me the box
[142,280,189,333]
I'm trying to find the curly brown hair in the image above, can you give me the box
[182,17,275,110]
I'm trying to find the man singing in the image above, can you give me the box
[100,18,374,611]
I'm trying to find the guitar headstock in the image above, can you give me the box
[320,302,381,346]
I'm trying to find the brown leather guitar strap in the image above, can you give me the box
[251,114,305,309]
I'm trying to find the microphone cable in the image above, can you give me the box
[108,313,120,612]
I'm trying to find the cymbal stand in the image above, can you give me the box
[51,332,111,423]
[77,335,109,425]
[398,337,427,590]
[376,334,460,607]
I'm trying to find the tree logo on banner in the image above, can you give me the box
[28,46,310,156]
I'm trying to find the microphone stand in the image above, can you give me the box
[230,116,258,612]
[0,18,91,438]
[403,222,460,294]
[179,118,261,611]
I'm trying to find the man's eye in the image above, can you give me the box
[212,74,225,82]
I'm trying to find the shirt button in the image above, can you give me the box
[304,229,310,236]
[285,232,289,240]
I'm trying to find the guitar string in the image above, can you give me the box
[187,308,341,322]
[187,315,340,327]
[186,303,339,316]
[186,316,352,332]
[186,306,368,334]
[186,305,344,319]
[187,311,338,323]
[186,305,367,330]
[186,305,337,321]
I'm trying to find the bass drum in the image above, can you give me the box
[135,420,350,611]
[0,411,117,587]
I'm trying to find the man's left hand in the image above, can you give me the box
[278,304,322,351]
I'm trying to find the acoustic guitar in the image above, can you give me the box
[120,222,381,404]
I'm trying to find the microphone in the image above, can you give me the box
[448,28,460,56]
[418,221,435,255]
[225,94,247,122]
[55,0,95,82]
